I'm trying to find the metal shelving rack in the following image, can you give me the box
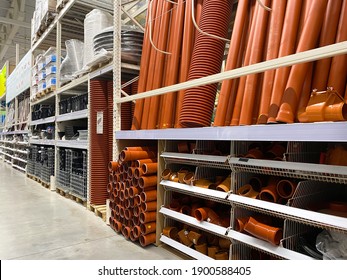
[113,1,347,260]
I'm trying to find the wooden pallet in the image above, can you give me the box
[88,204,107,222]
[70,193,87,207]
[41,180,50,189]
[56,187,69,198]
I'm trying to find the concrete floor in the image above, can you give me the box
[0,162,183,260]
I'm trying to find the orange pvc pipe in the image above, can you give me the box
[141,162,158,175]
[138,175,157,189]
[239,0,270,126]
[267,0,302,123]
[174,0,196,128]
[312,0,343,91]
[131,0,158,130]
[277,0,329,123]
[139,211,157,223]
[257,0,287,124]
[120,150,156,162]
[214,0,249,127]
[140,0,163,129]
[296,63,314,122]
[230,1,258,126]
[147,0,172,129]
[139,233,156,247]
[327,0,347,96]
[159,0,185,129]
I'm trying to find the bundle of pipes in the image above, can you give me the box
[214,0,347,126]
[131,0,233,129]
[108,146,158,247]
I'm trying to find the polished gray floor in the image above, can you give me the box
[0,162,183,260]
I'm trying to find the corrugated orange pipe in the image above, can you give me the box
[131,0,158,130]
[257,0,287,124]
[311,0,342,91]
[327,0,347,97]
[159,0,185,129]
[239,0,270,126]
[213,0,249,127]
[174,0,202,128]
[140,0,163,129]
[266,0,302,123]
[277,0,329,123]
[147,0,172,129]
[230,1,259,126]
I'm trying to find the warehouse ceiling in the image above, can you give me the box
[0,0,35,69]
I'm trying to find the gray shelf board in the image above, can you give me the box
[30,116,56,126]
[160,235,214,260]
[57,75,89,94]
[116,122,347,142]
[0,130,29,135]
[230,194,347,232]
[161,152,229,169]
[29,139,56,146]
[161,180,230,204]
[159,207,228,237]
[55,140,88,149]
[31,91,56,106]
[56,109,88,122]
[226,230,314,260]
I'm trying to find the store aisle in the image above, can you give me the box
[0,162,182,260]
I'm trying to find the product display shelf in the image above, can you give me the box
[56,109,88,122]
[161,152,229,170]
[161,180,230,205]
[229,157,347,184]
[30,116,56,126]
[55,140,88,150]
[32,0,113,50]
[0,130,29,136]
[29,139,56,146]
[116,122,347,142]
[159,235,213,260]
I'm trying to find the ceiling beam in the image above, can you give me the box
[0,16,30,28]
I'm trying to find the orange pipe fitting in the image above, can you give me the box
[140,222,156,235]
[162,226,179,239]
[138,175,157,189]
[276,179,298,199]
[245,148,264,159]
[297,89,347,122]
[161,168,171,180]
[180,205,192,216]
[312,0,343,91]
[120,150,156,162]
[183,172,195,185]
[169,200,181,211]
[207,246,219,259]
[215,251,229,260]
[131,0,158,130]
[243,216,283,245]
[237,184,259,199]
[219,238,231,250]
[188,230,206,245]
[265,143,286,159]
[193,179,213,189]
[141,200,157,212]
[214,0,249,126]
[267,0,302,123]
[178,229,193,247]
[216,175,231,192]
[140,233,156,247]
[234,217,250,233]
[257,0,287,124]
[249,176,268,192]
[194,243,208,255]
[276,0,329,123]
[194,207,227,227]
[141,163,158,175]
[239,0,271,126]
[259,177,281,203]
